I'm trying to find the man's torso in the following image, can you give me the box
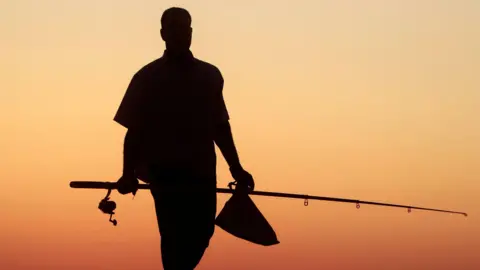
[125,53,224,180]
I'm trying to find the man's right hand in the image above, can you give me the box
[117,172,139,195]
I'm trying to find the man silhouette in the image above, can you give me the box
[113,7,255,270]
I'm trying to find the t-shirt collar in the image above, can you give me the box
[162,49,195,64]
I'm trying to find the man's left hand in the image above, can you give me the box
[230,165,255,192]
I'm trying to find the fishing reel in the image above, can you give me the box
[98,188,118,226]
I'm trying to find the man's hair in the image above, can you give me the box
[161,7,191,28]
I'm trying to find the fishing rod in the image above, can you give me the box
[69,181,467,226]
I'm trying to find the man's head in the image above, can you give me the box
[161,7,192,53]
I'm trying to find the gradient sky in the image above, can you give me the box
[2,0,479,269]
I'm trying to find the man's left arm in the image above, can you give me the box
[211,68,255,190]
[214,120,242,171]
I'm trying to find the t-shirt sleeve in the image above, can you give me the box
[113,73,145,129]
[212,68,230,123]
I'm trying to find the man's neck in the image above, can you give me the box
[164,49,193,62]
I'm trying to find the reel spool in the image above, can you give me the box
[98,188,118,226]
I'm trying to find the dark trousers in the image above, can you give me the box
[149,167,217,270]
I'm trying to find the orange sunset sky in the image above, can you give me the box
[1,0,479,269]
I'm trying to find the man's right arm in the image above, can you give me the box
[114,73,145,176]
[122,129,141,176]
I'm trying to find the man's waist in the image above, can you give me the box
[138,142,216,165]
[141,140,214,155]
[136,159,217,184]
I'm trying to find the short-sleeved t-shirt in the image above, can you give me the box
[114,50,229,179]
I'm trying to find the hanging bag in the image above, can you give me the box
[215,188,280,246]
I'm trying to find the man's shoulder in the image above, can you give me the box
[194,58,222,79]
[194,58,218,71]
[134,57,166,78]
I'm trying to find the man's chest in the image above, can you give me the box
[141,67,215,122]
[152,67,211,98]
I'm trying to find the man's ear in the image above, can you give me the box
[160,29,166,41]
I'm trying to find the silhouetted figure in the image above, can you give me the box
[113,7,255,270]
